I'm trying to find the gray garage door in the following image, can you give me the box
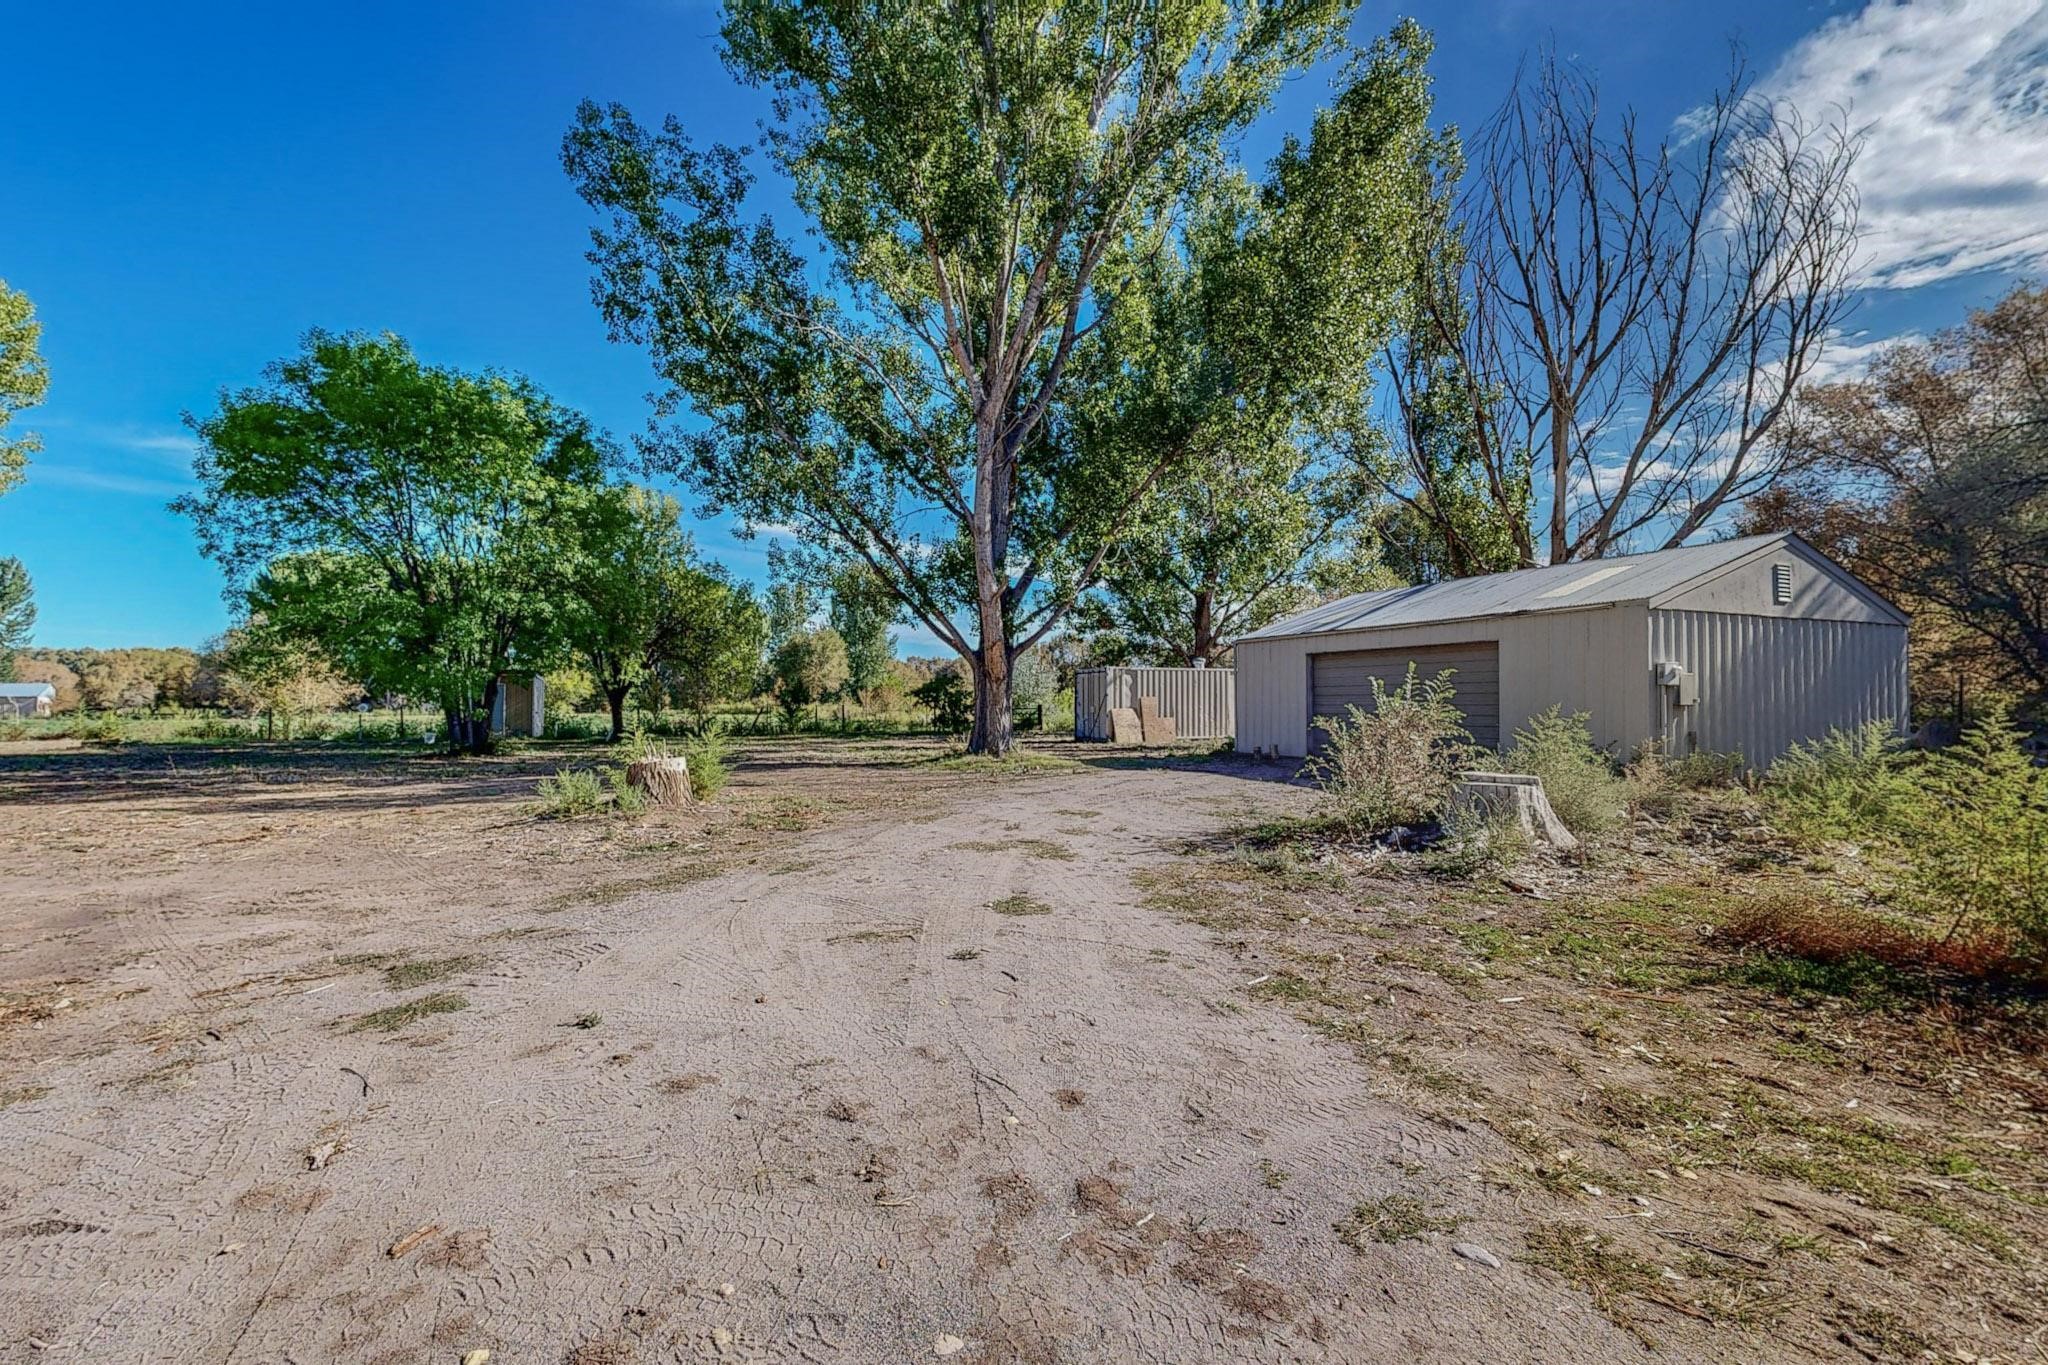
[1310,641,1501,750]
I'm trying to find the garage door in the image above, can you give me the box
[1310,641,1501,750]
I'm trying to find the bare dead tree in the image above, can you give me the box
[1389,51,1862,565]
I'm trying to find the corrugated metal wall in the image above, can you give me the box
[1235,605,1653,758]
[1648,611,1908,766]
[1073,666,1236,741]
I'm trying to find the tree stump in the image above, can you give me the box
[627,756,693,807]
[1451,772,1578,851]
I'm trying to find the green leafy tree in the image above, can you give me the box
[1376,215,1531,582]
[0,280,48,499]
[565,0,1430,754]
[828,564,897,705]
[1088,445,1352,664]
[210,621,352,740]
[762,577,819,658]
[912,667,972,736]
[175,332,611,752]
[1010,648,1055,718]
[0,557,33,681]
[1078,26,1450,662]
[566,485,748,740]
[649,576,765,720]
[768,627,848,728]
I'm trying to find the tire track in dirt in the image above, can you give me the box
[0,758,1688,1363]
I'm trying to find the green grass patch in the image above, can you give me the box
[381,955,483,990]
[1335,1195,1465,1247]
[990,893,1053,917]
[738,794,828,831]
[950,837,1076,861]
[349,991,468,1032]
[1522,1222,1663,1339]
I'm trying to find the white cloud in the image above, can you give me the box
[30,463,192,498]
[1759,0,2048,288]
[1800,326,1924,386]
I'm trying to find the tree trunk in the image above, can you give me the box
[1191,590,1216,666]
[967,646,1014,757]
[1549,389,1573,563]
[443,705,464,754]
[471,677,500,755]
[606,687,629,743]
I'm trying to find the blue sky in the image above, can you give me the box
[3,0,2043,651]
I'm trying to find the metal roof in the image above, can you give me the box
[0,683,56,697]
[1244,532,1831,641]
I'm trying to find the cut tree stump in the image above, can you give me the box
[626,756,693,807]
[1451,772,1577,851]
[1108,707,1143,745]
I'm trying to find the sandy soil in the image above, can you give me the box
[0,738,1673,1364]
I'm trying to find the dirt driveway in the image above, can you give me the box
[2,740,1666,1363]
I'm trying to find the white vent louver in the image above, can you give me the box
[1772,562,1793,606]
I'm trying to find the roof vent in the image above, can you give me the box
[1772,562,1794,606]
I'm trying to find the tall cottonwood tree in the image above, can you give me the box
[1086,446,1352,664]
[1392,52,1860,565]
[566,0,1420,754]
[1079,26,1450,663]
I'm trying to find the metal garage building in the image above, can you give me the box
[1233,532,1908,766]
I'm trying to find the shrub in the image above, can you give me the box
[681,731,730,801]
[611,720,670,764]
[1303,667,1475,836]
[68,714,126,745]
[1898,711,2048,957]
[535,767,607,818]
[1422,808,1531,879]
[606,766,646,815]
[178,716,253,741]
[1622,742,1748,821]
[1666,749,1746,789]
[913,669,972,735]
[1501,707,1626,836]
[1764,722,1914,844]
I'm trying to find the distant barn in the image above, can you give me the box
[1233,532,1908,767]
[0,682,57,719]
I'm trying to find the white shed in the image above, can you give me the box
[1233,532,1908,766]
[0,682,57,719]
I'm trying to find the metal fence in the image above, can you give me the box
[1074,666,1236,742]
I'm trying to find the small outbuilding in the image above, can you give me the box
[489,674,546,738]
[0,682,57,719]
[1234,532,1907,767]
[1075,665,1236,742]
